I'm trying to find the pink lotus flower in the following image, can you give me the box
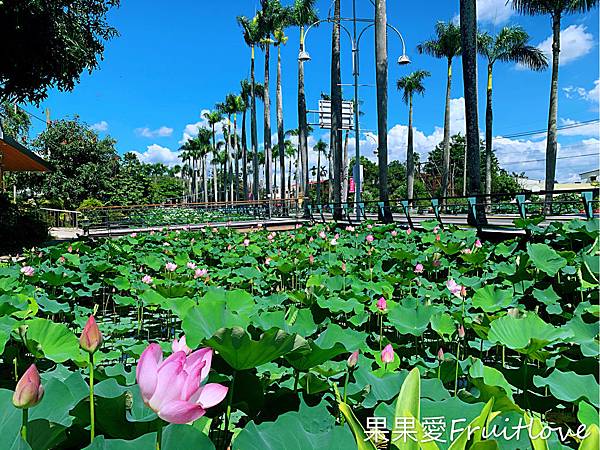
[414,263,424,274]
[267,233,274,241]
[142,275,153,285]
[265,257,272,265]
[172,336,192,355]
[376,297,387,312]
[435,234,441,241]
[68,245,73,253]
[381,344,395,364]
[194,268,208,279]
[130,233,138,238]
[341,262,346,272]
[406,228,412,235]
[243,239,250,247]
[309,255,314,265]
[165,262,177,272]
[347,351,359,368]
[437,347,445,361]
[150,231,155,235]
[12,364,44,408]
[366,234,374,243]
[309,236,314,242]
[433,226,440,233]
[458,325,465,339]
[80,315,102,354]
[475,239,482,248]
[163,242,170,247]
[330,238,338,246]
[391,230,397,237]
[462,248,472,254]
[20,266,35,277]
[187,261,197,270]
[319,231,326,239]
[446,279,463,298]
[367,224,373,229]
[136,343,228,424]
[346,226,355,232]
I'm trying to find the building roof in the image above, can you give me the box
[0,134,51,172]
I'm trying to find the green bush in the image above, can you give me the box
[0,194,48,253]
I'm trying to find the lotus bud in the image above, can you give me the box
[376,297,387,312]
[347,351,359,368]
[366,234,374,243]
[80,315,102,354]
[458,325,465,339]
[437,347,445,362]
[13,364,44,409]
[414,263,424,274]
[381,344,395,364]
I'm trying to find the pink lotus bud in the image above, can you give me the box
[347,351,359,368]
[172,335,192,355]
[130,232,137,238]
[381,344,395,364]
[458,325,465,339]
[414,263,424,274]
[309,255,314,264]
[341,262,347,272]
[433,226,440,233]
[437,348,445,361]
[366,234,374,243]
[309,236,314,242]
[406,228,412,235]
[20,266,35,277]
[391,230,397,237]
[165,262,177,272]
[436,234,441,241]
[58,256,66,264]
[461,286,467,298]
[367,224,373,229]
[142,275,153,284]
[80,315,102,354]
[68,245,73,253]
[376,297,387,312]
[265,257,272,265]
[243,239,250,247]
[475,239,482,248]
[187,261,197,270]
[319,231,326,239]
[12,364,44,408]
[150,231,155,235]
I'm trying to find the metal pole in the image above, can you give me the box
[352,0,361,221]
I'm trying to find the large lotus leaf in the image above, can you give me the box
[205,327,301,371]
[527,244,566,276]
[30,371,88,427]
[317,295,362,314]
[563,316,599,356]
[472,285,513,313]
[314,323,368,352]
[469,359,515,402]
[579,424,599,450]
[0,315,16,354]
[83,433,156,450]
[388,301,433,337]
[487,314,571,356]
[0,388,32,450]
[24,318,85,364]
[533,370,599,408]
[578,401,599,428]
[161,424,215,449]
[233,396,355,450]
[533,286,562,314]
[430,312,456,338]
[251,309,317,336]
[346,363,407,408]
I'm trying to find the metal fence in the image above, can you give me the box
[39,208,80,229]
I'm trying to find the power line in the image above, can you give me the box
[498,118,599,139]
[500,152,600,166]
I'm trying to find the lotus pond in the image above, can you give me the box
[1,218,598,449]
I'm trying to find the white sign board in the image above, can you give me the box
[318,100,354,130]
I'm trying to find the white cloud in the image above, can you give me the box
[563,79,600,104]
[476,0,514,24]
[537,25,594,66]
[558,118,600,138]
[90,120,108,132]
[179,109,228,144]
[135,126,174,138]
[132,144,181,166]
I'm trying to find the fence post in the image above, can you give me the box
[400,200,414,229]
[431,199,443,228]
[582,191,593,220]
[515,194,527,220]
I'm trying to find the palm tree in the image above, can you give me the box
[285,139,296,195]
[237,14,262,200]
[478,26,548,198]
[417,22,461,202]
[511,0,598,210]
[397,70,431,203]
[196,127,213,203]
[330,0,343,219]
[289,0,319,201]
[313,139,328,204]
[203,110,223,203]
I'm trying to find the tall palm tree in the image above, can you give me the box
[417,22,461,202]
[285,139,296,195]
[397,70,430,203]
[196,127,213,203]
[237,14,262,200]
[330,0,343,219]
[314,139,328,204]
[478,26,548,197]
[511,0,598,210]
[289,0,319,201]
[203,110,223,203]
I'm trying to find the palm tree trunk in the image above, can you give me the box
[485,63,493,200]
[298,27,309,203]
[342,129,349,202]
[264,44,272,200]
[241,108,248,200]
[331,0,343,219]
[233,114,239,201]
[251,45,259,200]
[407,94,415,202]
[212,125,218,203]
[375,0,391,222]
[545,12,561,212]
[316,149,321,204]
[441,58,452,203]
[460,0,485,226]
[277,46,286,201]
[203,156,208,203]
[288,155,292,194]
[328,150,333,203]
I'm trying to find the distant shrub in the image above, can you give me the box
[78,198,104,210]
[0,194,48,254]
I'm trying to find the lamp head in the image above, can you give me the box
[298,50,311,62]
[397,54,411,65]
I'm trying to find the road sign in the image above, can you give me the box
[318,100,354,130]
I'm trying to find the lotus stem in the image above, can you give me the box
[156,421,163,450]
[293,369,299,392]
[21,408,28,442]
[437,361,441,379]
[454,341,460,397]
[224,370,236,433]
[343,368,350,404]
[378,315,383,352]
[89,352,95,443]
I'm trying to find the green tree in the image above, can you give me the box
[511,0,598,210]
[396,70,430,203]
[0,0,119,104]
[0,101,31,141]
[203,110,223,202]
[417,22,461,201]
[478,26,547,198]
[108,153,150,205]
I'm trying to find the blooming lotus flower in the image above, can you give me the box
[58,256,66,264]
[458,325,465,339]
[319,231,326,239]
[194,268,208,279]
[80,315,102,354]
[367,224,373,229]
[172,336,192,355]
[265,257,272,265]
[330,238,338,246]
[130,233,138,238]
[13,364,44,408]
[414,263,424,274]
[391,230,398,237]
[366,234,374,243]
[347,351,359,368]
[187,261,197,270]
[475,239,482,248]
[437,348,445,361]
[21,266,35,277]
[142,275,153,285]
[243,239,250,247]
[462,248,472,254]
[165,262,177,272]
[381,344,395,364]
[376,297,387,312]
[136,343,228,424]
[346,226,355,232]
[433,226,440,233]
[446,279,463,298]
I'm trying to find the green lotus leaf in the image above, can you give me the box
[578,401,599,428]
[472,285,513,313]
[24,318,85,364]
[388,300,433,336]
[83,433,156,449]
[533,370,599,408]
[527,243,567,276]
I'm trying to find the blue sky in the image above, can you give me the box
[27,0,599,182]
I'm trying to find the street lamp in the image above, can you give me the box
[301,6,409,221]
